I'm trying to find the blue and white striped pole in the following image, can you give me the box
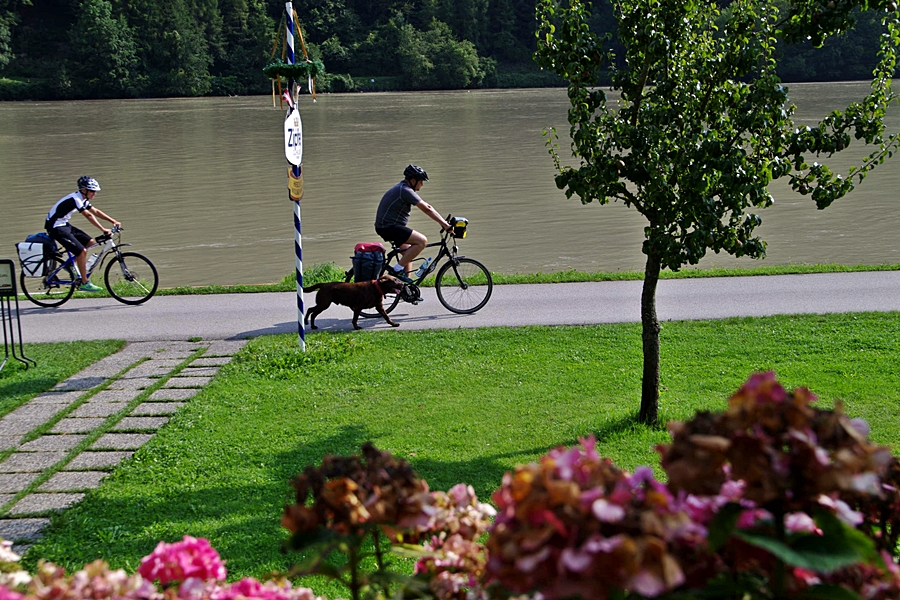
[285,2,305,351]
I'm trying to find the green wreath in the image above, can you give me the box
[264,58,326,81]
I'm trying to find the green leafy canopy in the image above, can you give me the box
[535,0,900,272]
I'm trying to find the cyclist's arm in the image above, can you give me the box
[85,206,121,229]
[415,201,451,231]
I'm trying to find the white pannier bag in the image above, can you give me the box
[17,242,47,278]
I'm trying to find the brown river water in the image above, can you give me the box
[1,83,898,287]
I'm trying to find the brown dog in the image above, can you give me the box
[303,275,403,330]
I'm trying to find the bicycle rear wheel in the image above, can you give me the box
[360,252,402,318]
[435,257,492,314]
[20,257,76,308]
[104,252,159,305]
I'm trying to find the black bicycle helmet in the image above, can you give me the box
[403,164,429,182]
[77,176,101,191]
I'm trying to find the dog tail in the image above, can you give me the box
[302,283,326,293]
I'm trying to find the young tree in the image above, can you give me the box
[535,0,900,424]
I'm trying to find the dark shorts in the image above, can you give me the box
[375,225,413,247]
[46,224,92,255]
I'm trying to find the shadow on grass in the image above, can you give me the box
[0,376,59,416]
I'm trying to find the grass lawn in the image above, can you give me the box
[20,311,900,594]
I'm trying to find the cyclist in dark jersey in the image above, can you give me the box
[374,164,451,282]
[45,176,121,292]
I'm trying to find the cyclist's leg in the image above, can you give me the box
[69,226,96,283]
[48,225,88,284]
[397,229,427,273]
[376,225,419,275]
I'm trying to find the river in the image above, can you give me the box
[1,83,898,287]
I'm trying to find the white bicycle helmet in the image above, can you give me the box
[77,176,101,191]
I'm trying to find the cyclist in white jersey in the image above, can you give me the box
[45,176,121,292]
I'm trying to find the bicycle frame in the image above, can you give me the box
[390,229,461,285]
[46,230,131,287]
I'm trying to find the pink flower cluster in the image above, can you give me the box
[0,538,323,600]
[139,536,227,585]
[412,484,497,600]
[486,436,697,599]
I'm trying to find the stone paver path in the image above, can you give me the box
[0,339,247,552]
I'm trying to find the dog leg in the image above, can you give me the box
[377,305,399,328]
[352,310,362,330]
[306,306,323,330]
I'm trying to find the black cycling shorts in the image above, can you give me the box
[375,225,413,246]
[46,224,92,255]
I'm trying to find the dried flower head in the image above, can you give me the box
[282,442,434,540]
[486,436,693,599]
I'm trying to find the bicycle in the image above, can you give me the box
[347,216,493,317]
[19,225,159,308]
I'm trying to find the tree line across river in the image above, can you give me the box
[0,0,892,101]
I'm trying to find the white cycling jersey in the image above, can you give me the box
[45,191,92,229]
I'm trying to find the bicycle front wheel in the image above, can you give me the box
[104,252,159,305]
[435,257,493,314]
[360,252,402,318]
[20,257,76,308]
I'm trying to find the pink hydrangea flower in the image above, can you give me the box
[0,586,23,600]
[138,536,227,585]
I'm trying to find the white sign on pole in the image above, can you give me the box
[284,108,303,166]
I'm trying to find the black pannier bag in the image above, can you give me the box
[352,242,385,283]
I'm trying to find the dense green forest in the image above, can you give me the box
[0,0,892,100]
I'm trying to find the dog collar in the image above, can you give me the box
[372,279,385,296]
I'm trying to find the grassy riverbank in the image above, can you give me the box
[21,311,900,593]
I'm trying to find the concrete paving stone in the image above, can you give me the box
[0,452,67,473]
[66,451,133,470]
[52,376,107,391]
[39,471,107,492]
[0,418,42,435]
[92,433,153,450]
[71,401,127,418]
[105,377,155,391]
[0,472,39,492]
[19,435,86,452]
[148,388,197,400]
[8,493,85,515]
[0,436,23,451]
[123,364,176,378]
[112,416,169,431]
[30,391,84,405]
[181,366,220,377]
[0,495,13,507]
[73,362,131,378]
[51,417,106,434]
[204,340,248,356]
[190,356,232,366]
[164,376,212,388]
[131,402,183,416]
[0,517,51,541]
[90,390,140,403]
[2,404,67,427]
[149,351,196,361]
[142,359,185,368]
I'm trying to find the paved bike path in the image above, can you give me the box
[13,271,900,343]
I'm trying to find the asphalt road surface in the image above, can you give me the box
[11,271,900,343]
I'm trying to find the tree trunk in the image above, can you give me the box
[640,253,661,425]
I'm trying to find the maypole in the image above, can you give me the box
[284,2,305,351]
[264,4,324,351]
